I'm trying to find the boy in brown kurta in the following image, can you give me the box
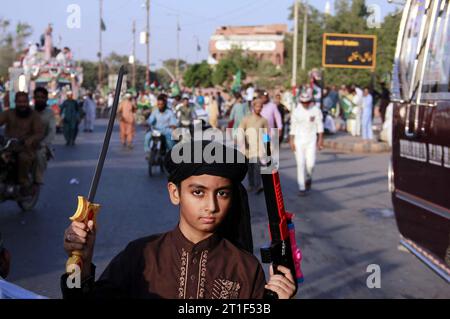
[61,140,295,299]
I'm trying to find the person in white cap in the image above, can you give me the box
[289,91,324,196]
[82,91,97,133]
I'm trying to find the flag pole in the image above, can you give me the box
[98,0,103,91]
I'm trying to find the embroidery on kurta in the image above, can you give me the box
[178,248,189,298]
[196,250,208,299]
[212,279,241,299]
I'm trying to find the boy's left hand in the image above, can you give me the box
[265,265,296,299]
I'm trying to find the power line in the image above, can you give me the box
[152,0,206,19]
[181,0,273,28]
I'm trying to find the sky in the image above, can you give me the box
[1,0,401,67]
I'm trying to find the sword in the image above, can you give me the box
[66,66,127,273]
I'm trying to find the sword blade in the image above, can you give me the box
[87,66,127,202]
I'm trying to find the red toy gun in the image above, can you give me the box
[260,135,303,299]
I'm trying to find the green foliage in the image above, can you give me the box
[183,61,213,88]
[211,48,258,87]
[15,22,33,53]
[80,54,162,92]
[163,59,188,78]
[0,19,32,79]
[283,0,401,89]
[79,60,99,90]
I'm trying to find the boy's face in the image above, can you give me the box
[168,175,233,238]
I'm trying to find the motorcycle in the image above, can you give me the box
[146,128,166,177]
[0,136,40,211]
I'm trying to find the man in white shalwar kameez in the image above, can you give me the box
[289,92,324,196]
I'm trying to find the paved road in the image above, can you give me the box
[1,119,449,298]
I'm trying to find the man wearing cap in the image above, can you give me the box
[61,140,296,299]
[289,91,324,196]
[259,90,283,132]
[144,94,178,153]
[82,91,97,133]
[60,91,81,146]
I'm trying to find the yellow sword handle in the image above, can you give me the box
[65,196,101,274]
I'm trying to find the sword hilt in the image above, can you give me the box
[65,196,101,274]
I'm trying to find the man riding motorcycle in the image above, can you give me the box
[144,94,177,155]
[176,97,197,128]
[0,92,44,194]
[33,87,55,185]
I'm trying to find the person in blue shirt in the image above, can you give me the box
[144,94,178,153]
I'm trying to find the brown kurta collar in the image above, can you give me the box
[171,226,221,254]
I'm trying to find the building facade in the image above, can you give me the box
[209,24,287,66]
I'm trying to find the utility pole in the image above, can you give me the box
[176,15,180,81]
[301,0,308,70]
[98,0,103,90]
[132,20,136,90]
[146,0,150,87]
[291,0,299,90]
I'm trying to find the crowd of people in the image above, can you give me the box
[0,75,392,299]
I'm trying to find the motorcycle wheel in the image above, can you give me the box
[148,150,157,177]
[17,184,40,212]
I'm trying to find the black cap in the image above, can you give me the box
[165,140,248,185]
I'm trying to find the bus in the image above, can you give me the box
[390,0,450,282]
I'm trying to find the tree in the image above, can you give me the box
[252,60,284,88]
[211,48,258,87]
[285,0,401,89]
[162,59,188,79]
[183,61,213,88]
[15,22,33,53]
[0,19,32,79]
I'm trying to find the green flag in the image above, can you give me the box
[231,69,241,94]
[171,81,181,97]
[101,18,106,31]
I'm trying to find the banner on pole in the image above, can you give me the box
[322,33,377,70]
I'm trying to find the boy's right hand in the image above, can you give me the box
[64,220,96,277]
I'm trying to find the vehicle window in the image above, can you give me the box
[399,0,430,100]
[422,0,450,98]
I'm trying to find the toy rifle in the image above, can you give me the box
[65,66,126,274]
[260,135,303,299]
